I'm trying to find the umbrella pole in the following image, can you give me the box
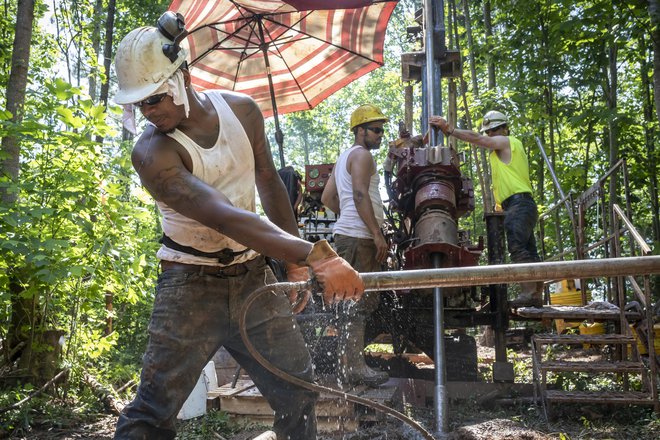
[257,20,286,168]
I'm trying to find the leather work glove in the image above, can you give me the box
[286,263,311,313]
[305,240,364,305]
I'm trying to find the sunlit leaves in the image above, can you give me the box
[56,106,85,128]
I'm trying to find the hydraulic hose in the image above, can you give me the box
[238,281,435,440]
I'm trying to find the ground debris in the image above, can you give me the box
[447,418,551,440]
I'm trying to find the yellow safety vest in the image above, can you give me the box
[489,136,533,205]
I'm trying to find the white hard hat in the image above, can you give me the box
[114,26,188,105]
[480,110,508,133]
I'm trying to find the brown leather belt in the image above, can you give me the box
[160,259,252,277]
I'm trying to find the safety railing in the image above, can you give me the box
[612,204,658,412]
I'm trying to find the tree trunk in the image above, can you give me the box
[540,13,563,258]
[641,35,660,243]
[1,0,37,382]
[302,132,309,166]
[7,273,37,367]
[455,0,492,211]
[0,0,35,204]
[581,90,597,192]
[483,1,496,90]
[105,291,113,336]
[605,33,619,222]
[95,0,116,145]
[462,0,479,96]
[89,0,104,101]
[649,0,660,123]
[447,0,457,150]
[99,0,116,110]
[481,0,495,209]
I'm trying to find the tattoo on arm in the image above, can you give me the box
[353,190,365,205]
[151,164,207,209]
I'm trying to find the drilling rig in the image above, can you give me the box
[364,127,485,381]
[293,0,510,385]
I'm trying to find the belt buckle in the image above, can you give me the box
[217,248,236,265]
[211,262,247,278]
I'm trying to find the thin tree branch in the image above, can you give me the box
[0,368,69,414]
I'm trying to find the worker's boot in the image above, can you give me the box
[510,281,544,308]
[337,317,389,387]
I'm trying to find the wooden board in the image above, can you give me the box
[514,305,641,321]
[354,385,401,422]
[229,414,359,433]
[217,380,355,418]
[208,379,255,398]
[214,378,407,431]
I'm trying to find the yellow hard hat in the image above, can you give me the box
[350,104,389,130]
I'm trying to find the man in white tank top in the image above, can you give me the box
[112,15,364,440]
[321,104,390,387]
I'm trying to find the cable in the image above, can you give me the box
[238,281,435,440]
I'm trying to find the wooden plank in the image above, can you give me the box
[533,334,635,345]
[366,352,434,365]
[317,400,354,418]
[515,305,641,321]
[354,384,402,422]
[545,390,654,405]
[228,414,358,433]
[540,360,644,373]
[358,385,399,402]
[220,385,355,418]
[209,379,255,398]
[318,417,359,432]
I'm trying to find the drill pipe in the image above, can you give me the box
[240,256,659,439]
[360,256,660,292]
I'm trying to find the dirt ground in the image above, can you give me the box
[5,405,658,440]
[4,393,658,440]
[0,413,560,440]
[3,343,658,439]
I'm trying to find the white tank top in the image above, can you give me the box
[332,145,384,239]
[155,91,258,266]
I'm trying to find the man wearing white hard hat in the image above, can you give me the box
[112,12,363,440]
[429,111,543,308]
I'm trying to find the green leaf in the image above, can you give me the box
[56,107,84,129]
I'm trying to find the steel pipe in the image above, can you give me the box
[431,254,448,436]
[360,256,660,292]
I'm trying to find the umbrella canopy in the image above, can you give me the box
[169,0,398,166]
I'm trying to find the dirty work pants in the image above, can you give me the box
[503,194,541,264]
[114,256,317,440]
[333,234,382,319]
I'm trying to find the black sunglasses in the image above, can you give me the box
[365,126,385,135]
[485,125,505,134]
[134,93,168,108]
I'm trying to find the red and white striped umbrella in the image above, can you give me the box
[168,0,398,166]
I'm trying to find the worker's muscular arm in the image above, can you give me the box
[227,92,313,310]
[227,93,300,237]
[348,149,388,264]
[428,115,510,155]
[320,172,340,215]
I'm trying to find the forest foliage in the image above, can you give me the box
[0,0,658,431]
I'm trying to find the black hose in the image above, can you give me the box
[239,281,435,440]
